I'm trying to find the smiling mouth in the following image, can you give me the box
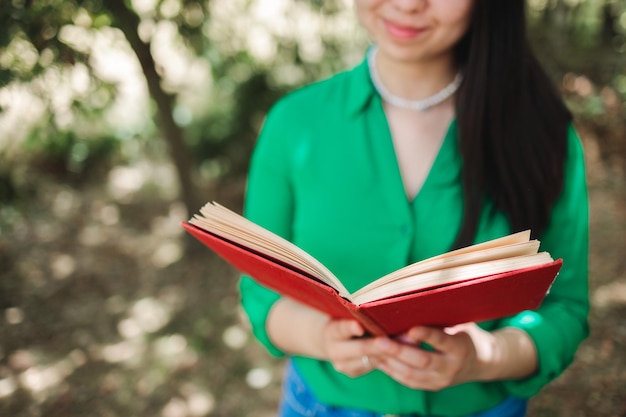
[383,20,428,40]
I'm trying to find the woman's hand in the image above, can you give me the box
[366,324,538,390]
[320,319,380,377]
[267,299,379,377]
[366,324,490,390]
[268,299,537,385]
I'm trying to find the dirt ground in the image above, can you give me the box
[0,130,625,417]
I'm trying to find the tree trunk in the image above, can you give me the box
[107,0,201,216]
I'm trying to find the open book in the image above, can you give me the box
[183,202,562,336]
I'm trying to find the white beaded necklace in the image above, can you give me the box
[367,46,463,111]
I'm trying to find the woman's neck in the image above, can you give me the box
[373,48,458,101]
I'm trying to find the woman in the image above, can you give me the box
[240,1,589,416]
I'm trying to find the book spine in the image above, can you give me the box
[346,306,387,337]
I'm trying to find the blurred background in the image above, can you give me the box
[0,0,624,416]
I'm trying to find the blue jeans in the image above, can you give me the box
[278,361,527,417]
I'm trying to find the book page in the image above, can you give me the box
[422,230,532,261]
[353,239,540,297]
[188,202,546,305]
[189,202,351,298]
[351,252,554,305]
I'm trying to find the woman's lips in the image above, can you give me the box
[383,20,428,40]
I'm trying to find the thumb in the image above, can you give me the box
[328,319,365,340]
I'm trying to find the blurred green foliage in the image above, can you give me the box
[0,0,362,215]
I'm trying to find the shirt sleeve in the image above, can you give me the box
[238,100,293,357]
[497,125,590,397]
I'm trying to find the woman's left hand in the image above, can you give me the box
[366,323,497,390]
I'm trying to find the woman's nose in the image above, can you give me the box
[391,0,427,13]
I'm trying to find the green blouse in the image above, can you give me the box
[239,58,589,416]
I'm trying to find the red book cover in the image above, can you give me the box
[182,222,562,336]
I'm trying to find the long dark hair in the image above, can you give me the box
[452,0,572,249]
